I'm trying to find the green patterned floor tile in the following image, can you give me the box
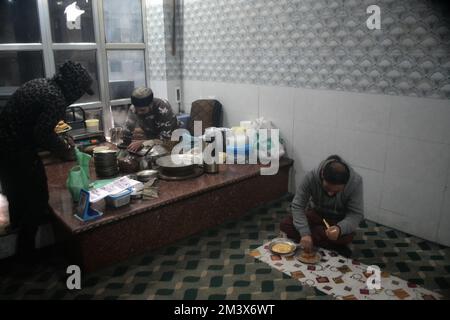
[0,194,449,300]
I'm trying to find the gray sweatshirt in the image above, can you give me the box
[291,159,364,236]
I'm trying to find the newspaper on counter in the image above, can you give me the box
[89,176,142,203]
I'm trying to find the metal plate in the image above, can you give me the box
[268,238,298,256]
[156,154,196,175]
[156,154,195,167]
[55,125,72,134]
[158,166,204,181]
[296,250,321,264]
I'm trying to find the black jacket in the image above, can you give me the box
[0,61,93,157]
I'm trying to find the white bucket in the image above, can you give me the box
[85,119,100,133]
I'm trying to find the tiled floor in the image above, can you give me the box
[0,195,449,300]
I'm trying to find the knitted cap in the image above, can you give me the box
[58,60,94,95]
[131,87,153,107]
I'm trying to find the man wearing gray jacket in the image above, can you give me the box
[280,155,364,257]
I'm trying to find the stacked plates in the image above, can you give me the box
[93,149,119,178]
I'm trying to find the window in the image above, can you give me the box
[104,0,143,43]
[107,50,145,100]
[0,0,149,134]
[0,51,45,87]
[103,0,147,128]
[0,0,41,43]
[0,0,44,94]
[48,0,95,43]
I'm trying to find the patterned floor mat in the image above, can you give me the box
[251,245,442,300]
[0,194,449,300]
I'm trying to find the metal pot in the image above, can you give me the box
[204,162,219,174]
[155,154,196,176]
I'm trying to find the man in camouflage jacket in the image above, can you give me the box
[123,87,179,153]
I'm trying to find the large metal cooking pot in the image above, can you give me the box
[155,154,196,176]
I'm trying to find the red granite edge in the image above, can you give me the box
[60,158,293,234]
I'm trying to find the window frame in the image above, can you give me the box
[0,0,150,135]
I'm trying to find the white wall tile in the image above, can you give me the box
[292,121,337,160]
[445,127,450,146]
[166,80,182,113]
[182,81,261,124]
[370,209,411,234]
[294,88,338,127]
[182,80,205,114]
[212,82,259,128]
[385,136,450,187]
[363,206,380,222]
[335,129,387,172]
[436,166,450,246]
[354,167,384,209]
[149,80,168,100]
[291,153,320,189]
[201,81,222,100]
[259,85,295,156]
[380,174,443,241]
[389,95,450,144]
[336,92,391,134]
[436,188,450,246]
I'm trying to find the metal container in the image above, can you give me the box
[109,127,124,145]
[93,149,119,177]
[203,162,219,174]
[136,169,158,182]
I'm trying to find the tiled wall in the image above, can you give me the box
[181,0,450,99]
[161,0,450,245]
[146,0,182,81]
[182,80,450,245]
[146,0,183,111]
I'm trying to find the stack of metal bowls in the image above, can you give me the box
[93,149,119,178]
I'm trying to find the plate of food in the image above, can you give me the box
[268,238,298,256]
[296,249,321,264]
[55,121,72,134]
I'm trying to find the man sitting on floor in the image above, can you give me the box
[280,155,364,257]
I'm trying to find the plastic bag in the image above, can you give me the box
[66,148,92,202]
[251,117,286,160]
[0,194,9,234]
[75,147,91,176]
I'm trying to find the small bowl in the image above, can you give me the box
[136,169,158,182]
[126,174,138,181]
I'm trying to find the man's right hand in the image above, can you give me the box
[127,140,144,153]
[300,235,313,253]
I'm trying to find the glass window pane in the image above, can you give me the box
[0,51,44,87]
[48,0,95,43]
[104,0,143,43]
[107,50,145,100]
[0,0,41,43]
[54,50,99,103]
